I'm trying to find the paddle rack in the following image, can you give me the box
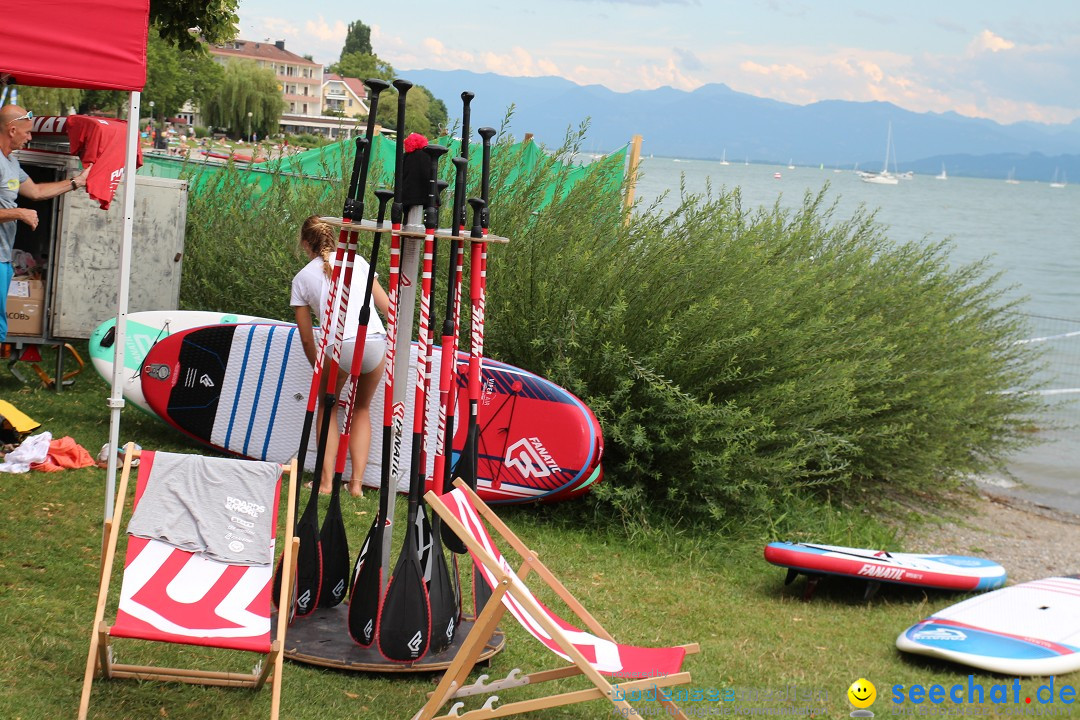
[282,215,510,673]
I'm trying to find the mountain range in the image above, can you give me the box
[407,69,1080,181]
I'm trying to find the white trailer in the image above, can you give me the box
[6,147,187,343]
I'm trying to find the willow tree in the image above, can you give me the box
[13,87,84,116]
[202,59,285,138]
[144,28,223,122]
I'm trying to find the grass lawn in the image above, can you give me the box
[0,343,1072,718]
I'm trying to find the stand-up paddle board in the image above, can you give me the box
[897,576,1080,675]
[88,310,276,413]
[93,315,603,504]
[765,542,1007,599]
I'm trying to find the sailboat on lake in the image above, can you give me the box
[1050,168,1066,188]
[1006,168,1020,185]
[862,122,899,185]
[936,163,947,180]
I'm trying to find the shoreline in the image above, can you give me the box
[904,488,1080,584]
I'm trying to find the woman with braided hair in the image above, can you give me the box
[291,215,389,497]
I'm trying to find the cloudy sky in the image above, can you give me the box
[236,0,1080,126]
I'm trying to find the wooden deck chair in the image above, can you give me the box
[78,445,299,720]
[415,479,700,720]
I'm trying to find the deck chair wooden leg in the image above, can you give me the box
[656,688,689,719]
[422,484,699,720]
[79,447,134,720]
[269,463,298,720]
[416,577,512,720]
[437,674,692,720]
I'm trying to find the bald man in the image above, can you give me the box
[0,105,90,340]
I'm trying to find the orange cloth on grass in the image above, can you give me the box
[31,436,95,472]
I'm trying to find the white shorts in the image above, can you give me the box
[317,331,386,375]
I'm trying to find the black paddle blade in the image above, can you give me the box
[318,481,349,608]
[292,498,323,617]
[442,421,478,553]
[348,518,384,646]
[439,513,467,554]
[441,428,476,555]
[377,541,431,662]
[427,537,459,654]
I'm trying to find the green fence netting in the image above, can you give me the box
[138,134,629,212]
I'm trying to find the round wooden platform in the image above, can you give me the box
[281,605,505,673]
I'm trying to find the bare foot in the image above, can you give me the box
[318,482,334,495]
[348,481,364,498]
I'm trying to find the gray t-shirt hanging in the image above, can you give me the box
[127,452,281,566]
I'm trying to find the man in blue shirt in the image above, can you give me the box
[0,104,89,340]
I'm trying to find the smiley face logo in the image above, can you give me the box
[847,678,876,709]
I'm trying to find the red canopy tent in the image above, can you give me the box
[2,0,150,518]
[2,1,148,90]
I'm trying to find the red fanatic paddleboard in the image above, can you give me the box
[140,322,603,504]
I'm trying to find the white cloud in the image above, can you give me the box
[304,16,348,45]
[968,29,1015,55]
[258,17,299,37]
[739,60,810,82]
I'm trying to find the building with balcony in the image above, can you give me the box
[205,39,359,138]
[208,39,323,115]
[322,74,369,119]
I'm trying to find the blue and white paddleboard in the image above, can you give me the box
[765,542,1007,592]
[897,576,1080,676]
[88,310,274,413]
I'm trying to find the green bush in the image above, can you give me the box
[192,125,209,138]
[179,153,352,319]
[178,127,1047,531]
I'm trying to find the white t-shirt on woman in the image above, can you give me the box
[290,256,386,340]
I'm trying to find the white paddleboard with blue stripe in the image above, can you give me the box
[897,576,1080,675]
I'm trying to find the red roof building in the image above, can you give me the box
[208,39,323,116]
[322,74,369,119]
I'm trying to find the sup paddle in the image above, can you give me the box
[377,78,416,580]
[352,81,421,648]
[315,79,390,609]
[273,132,368,616]
[299,137,370,615]
[456,91,475,229]
[349,79,414,645]
[445,126,496,554]
[378,142,448,662]
[424,155,470,653]
[346,188,399,645]
[468,127,497,614]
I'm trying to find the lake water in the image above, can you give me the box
[634,157,1080,514]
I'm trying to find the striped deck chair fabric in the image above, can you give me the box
[415,480,699,720]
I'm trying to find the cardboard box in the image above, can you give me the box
[5,276,45,336]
